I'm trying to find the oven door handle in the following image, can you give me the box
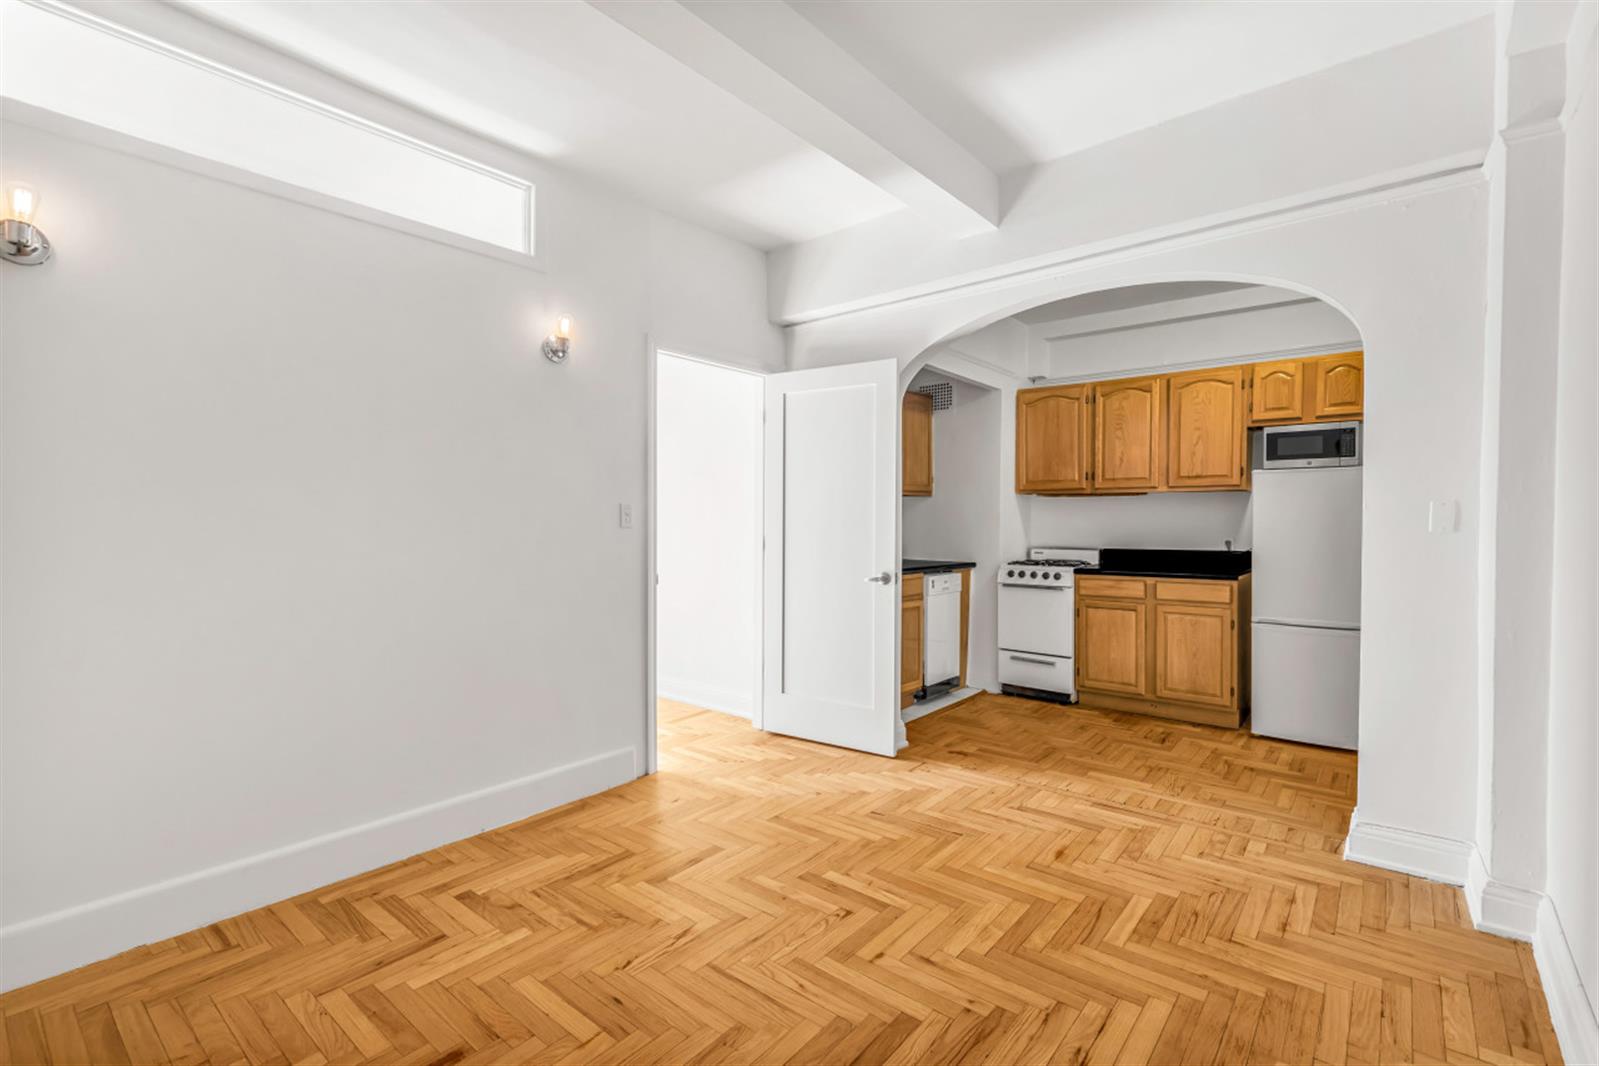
[1006,655,1059,667]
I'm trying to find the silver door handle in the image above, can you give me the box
[1008,655,1056,667]
[865,571,894,585]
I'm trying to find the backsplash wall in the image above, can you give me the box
[1024,492,1253,552]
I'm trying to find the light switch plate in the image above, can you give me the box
[1428,499,1458,534]
[619,503,633,529]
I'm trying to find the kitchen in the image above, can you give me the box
[899,283,1365,750]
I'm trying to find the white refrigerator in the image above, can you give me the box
[1251,467,1362,749]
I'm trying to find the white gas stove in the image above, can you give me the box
[997,547,1100,702]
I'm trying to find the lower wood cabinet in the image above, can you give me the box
[1076,574,1251,727]
[901,573,924,709]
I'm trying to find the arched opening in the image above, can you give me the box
[896,279,1367,755]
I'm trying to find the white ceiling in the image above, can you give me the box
[170,0,1494,250]
[793,0,1494,172]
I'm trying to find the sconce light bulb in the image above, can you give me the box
[556,314,573,339]
[8,184,36,225]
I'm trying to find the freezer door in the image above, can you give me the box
[1251,623,1360,749]
[1251,467,1362,628]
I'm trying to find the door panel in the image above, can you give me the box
[1249,360,1305,424]
[902,391,933,496]
[1311,352,1364,420]
[1077,597,1148,696]
[1167,366,1245,489]
[764,360,899,755]
[1016,384,1091,493]
[901,574,923,709]
[1153,603,1232,707]
[1093,377,1162,492]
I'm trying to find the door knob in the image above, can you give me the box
[865,571,894,585]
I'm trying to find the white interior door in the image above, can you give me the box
[763,359,898,756]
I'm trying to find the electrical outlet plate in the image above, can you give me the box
[619,503,633,529]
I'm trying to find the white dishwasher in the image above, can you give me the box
[922,572,963,692]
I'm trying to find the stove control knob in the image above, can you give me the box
[1052,571,1062,580]
[1006,569,1015,578]
[1029,570,1038,579]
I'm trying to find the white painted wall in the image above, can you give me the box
[901,372,1002,691]
[788,172,1489,860]
[0,105,779,989]
[1028,494,1254,554]
[1544,17,1599,1038]
[656,355,762,717]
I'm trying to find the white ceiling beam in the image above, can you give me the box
[588,0,999,237]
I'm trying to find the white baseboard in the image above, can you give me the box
[1475,879,1544,941]
[1342,811,1479,884]
[1533,896,1599,1066]
[1343,812,1598,1062]
[658,675,752,718]
[0,745,638,993]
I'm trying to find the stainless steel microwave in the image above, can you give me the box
[1252,421,1362,469]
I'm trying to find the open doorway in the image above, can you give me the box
[649,350,764,772]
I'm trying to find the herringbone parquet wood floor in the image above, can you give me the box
[1,694,1562,1065]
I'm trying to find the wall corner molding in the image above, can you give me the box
[1474,879,1544,941]
[1533,896,1599,1066]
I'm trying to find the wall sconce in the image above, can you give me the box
[542,313,573,364]
[2,184,52,265]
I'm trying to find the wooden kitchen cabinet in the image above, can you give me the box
[1093,376,1163,492]
[1310,351,1364,421]
[1166,366,1247,490]
[902,391,933,496]
[1077,593,1148,696]
[1248,359,1306,425]
[1076,573,1250,727]
[901,573,923,709]
[1015,384,1092,494]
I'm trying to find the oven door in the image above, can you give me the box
[1260,422,1361,469]
[998,582,1074,657]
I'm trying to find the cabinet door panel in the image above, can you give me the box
[1153,603,1232,707]
[1093,378,1162,492]
[903,391,934,496]
[901,577,924,708]
[1016,385,1091,493]
[1077,596,1148,696]
[1249,359,1304,425]
[1311,352,1364,420]
[1167,366,1246,489]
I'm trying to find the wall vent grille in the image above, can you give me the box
[914,382,954,411]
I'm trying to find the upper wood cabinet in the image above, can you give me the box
[1248,359,1305,425]
[1166,366,1247,490]
[1094,377,1163,492]
[1015,384,1092,494]
[902,391,933,497]
[1249,352,1364,425]
[1311,351,1364,421]
[1016,351,1362,495]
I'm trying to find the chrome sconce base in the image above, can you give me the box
[542,336,570,363]
[2,219,51,265]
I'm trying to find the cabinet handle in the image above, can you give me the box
[865,572,894,585]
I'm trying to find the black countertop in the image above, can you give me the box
[1076,548,1251,580]
[903,559,976,574]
